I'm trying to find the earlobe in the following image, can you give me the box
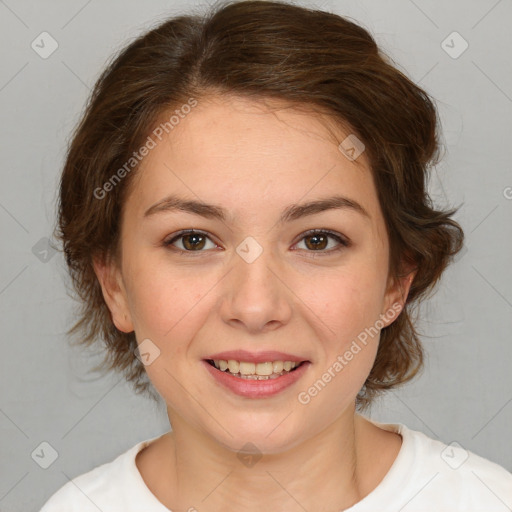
[92,255,134,333]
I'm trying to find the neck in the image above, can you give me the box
[158,404,369,512]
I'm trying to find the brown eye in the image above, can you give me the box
[164,230,216,252]
[295,229,349,254]
[181,233,207,250]
[304,232,329,250]
[163,228,349,256]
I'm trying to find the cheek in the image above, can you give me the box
[123,254,209,340]
[313,269,386,346]
[124,266,209,387]
[304,276,383,407]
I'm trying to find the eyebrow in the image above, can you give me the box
[143,194,370,223]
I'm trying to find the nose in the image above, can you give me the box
[218,244,293,334]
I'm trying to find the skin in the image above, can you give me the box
[94,95,415,511]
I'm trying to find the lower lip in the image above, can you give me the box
[202,360,311,398]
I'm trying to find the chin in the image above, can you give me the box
[206,416,307,456]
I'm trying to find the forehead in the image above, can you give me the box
[125,95,384,230]
[159,95,367,171]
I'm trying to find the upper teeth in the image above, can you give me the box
[213,360,299,375]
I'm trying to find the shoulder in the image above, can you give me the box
[39,436,161,511]
[399,424,512,510]
[39,459,118,511]
[354,418,512,511]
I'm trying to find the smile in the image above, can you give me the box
[203,358,311,398]
[207,359,305,380]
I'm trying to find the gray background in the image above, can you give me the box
[0,0,511,510]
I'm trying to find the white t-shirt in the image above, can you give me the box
[39,420,512,511]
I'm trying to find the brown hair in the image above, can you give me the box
[54,0,464,409]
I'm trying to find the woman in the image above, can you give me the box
[40,0,512,510]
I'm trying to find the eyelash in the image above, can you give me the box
[163,228,350,257]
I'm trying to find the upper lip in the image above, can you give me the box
[205,350,309,364]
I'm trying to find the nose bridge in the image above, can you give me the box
[220,235,292,331]
[233,235,281,296]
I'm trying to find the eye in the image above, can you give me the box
[163,228,350,256]
[163,229,218,253]
[293,229,349,255]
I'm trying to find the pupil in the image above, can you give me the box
[307,234,327,250]
[184,233,205,250]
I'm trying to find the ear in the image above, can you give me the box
[380,263,417,328]
[92,254,134,333]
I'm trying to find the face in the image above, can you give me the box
[94,95,413,453]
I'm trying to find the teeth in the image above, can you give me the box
[239,361,256,375]
[211,359,300,376]
[227,360,240,373]
[256,362,274,376]
[273,361,284,373]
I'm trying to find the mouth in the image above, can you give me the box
[202,356,311,398]
[205,359,308,380]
